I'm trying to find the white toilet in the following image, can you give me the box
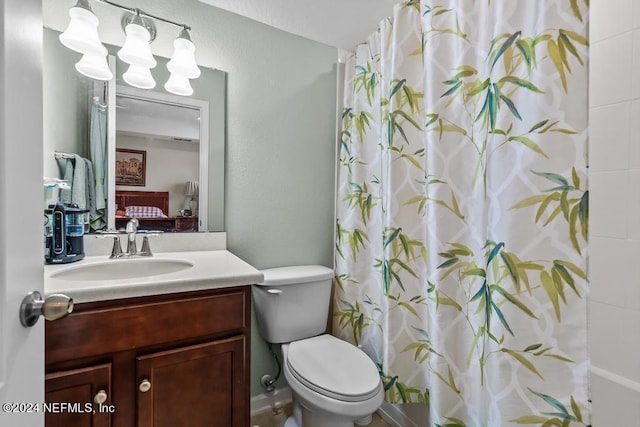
[253,265,384,427]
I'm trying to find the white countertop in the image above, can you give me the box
[44,250,264,304]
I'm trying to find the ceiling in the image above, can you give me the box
[197,0,403,51]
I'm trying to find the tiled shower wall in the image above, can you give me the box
[589,0,640,423]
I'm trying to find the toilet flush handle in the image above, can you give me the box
[266,288,283,295]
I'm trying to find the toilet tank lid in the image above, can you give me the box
[257,265,334,286]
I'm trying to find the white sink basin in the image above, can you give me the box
[45,250,264,304]
[50,258,194,281]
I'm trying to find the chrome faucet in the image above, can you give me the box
[110,236,123,258]
[101,223,160,259]
[139,235,153,256]
[125,218,139,256]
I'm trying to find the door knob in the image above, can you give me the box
[94,390,108,404]
[19,291,73,327]
[139,379,151,393]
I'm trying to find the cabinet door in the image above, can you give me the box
[136,336,246,427]
[45,364,112,427]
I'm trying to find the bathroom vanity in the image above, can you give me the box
[43,250,262,427]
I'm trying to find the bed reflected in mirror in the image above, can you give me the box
[114,191,198,232]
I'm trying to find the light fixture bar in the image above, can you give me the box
[95,0,190,31]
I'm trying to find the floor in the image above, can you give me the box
[250,403,393,427]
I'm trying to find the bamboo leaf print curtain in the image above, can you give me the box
[334,1,589,425]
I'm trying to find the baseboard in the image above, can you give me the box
[377,403,403,427]
[250,387,293,416]
[591,365,640,392]
[590,365,640,425]
[377,402,427,427]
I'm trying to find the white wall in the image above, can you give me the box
[589,1,640,424]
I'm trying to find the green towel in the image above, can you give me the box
[56,155,99,229]
[90,102,107,230]
[56,157,74,204]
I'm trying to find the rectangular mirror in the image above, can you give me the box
[43,28,226,232]
[113,84,210,231]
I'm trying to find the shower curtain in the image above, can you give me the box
[333,1,589,425]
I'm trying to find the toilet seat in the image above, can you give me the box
[286,334,381,402]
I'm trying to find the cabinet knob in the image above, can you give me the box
[139,379,151,393]
[93,390,108,404]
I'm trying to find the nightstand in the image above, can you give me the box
[175,216,198,232]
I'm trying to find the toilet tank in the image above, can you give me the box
[252,265,334,344]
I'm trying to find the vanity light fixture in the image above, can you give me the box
[59,0,111,81]
[59,0,106,56]
[122,63,156,89]
[164,73,193,96]
[59,0,199,95]
[75,52,114,81]
[167,29,200,78]
[118,12,157,89]
[117,13,157,67]
[165,28,200,96]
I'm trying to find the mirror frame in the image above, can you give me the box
[109,84,210,231]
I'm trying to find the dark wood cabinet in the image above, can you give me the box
[45,364,112,427]
[45,287,250,427]
[136,337,245,427]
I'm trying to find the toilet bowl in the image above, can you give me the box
[282,334,384,427]
[252,266,384,427]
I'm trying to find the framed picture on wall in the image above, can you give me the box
[115,148,146,186]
